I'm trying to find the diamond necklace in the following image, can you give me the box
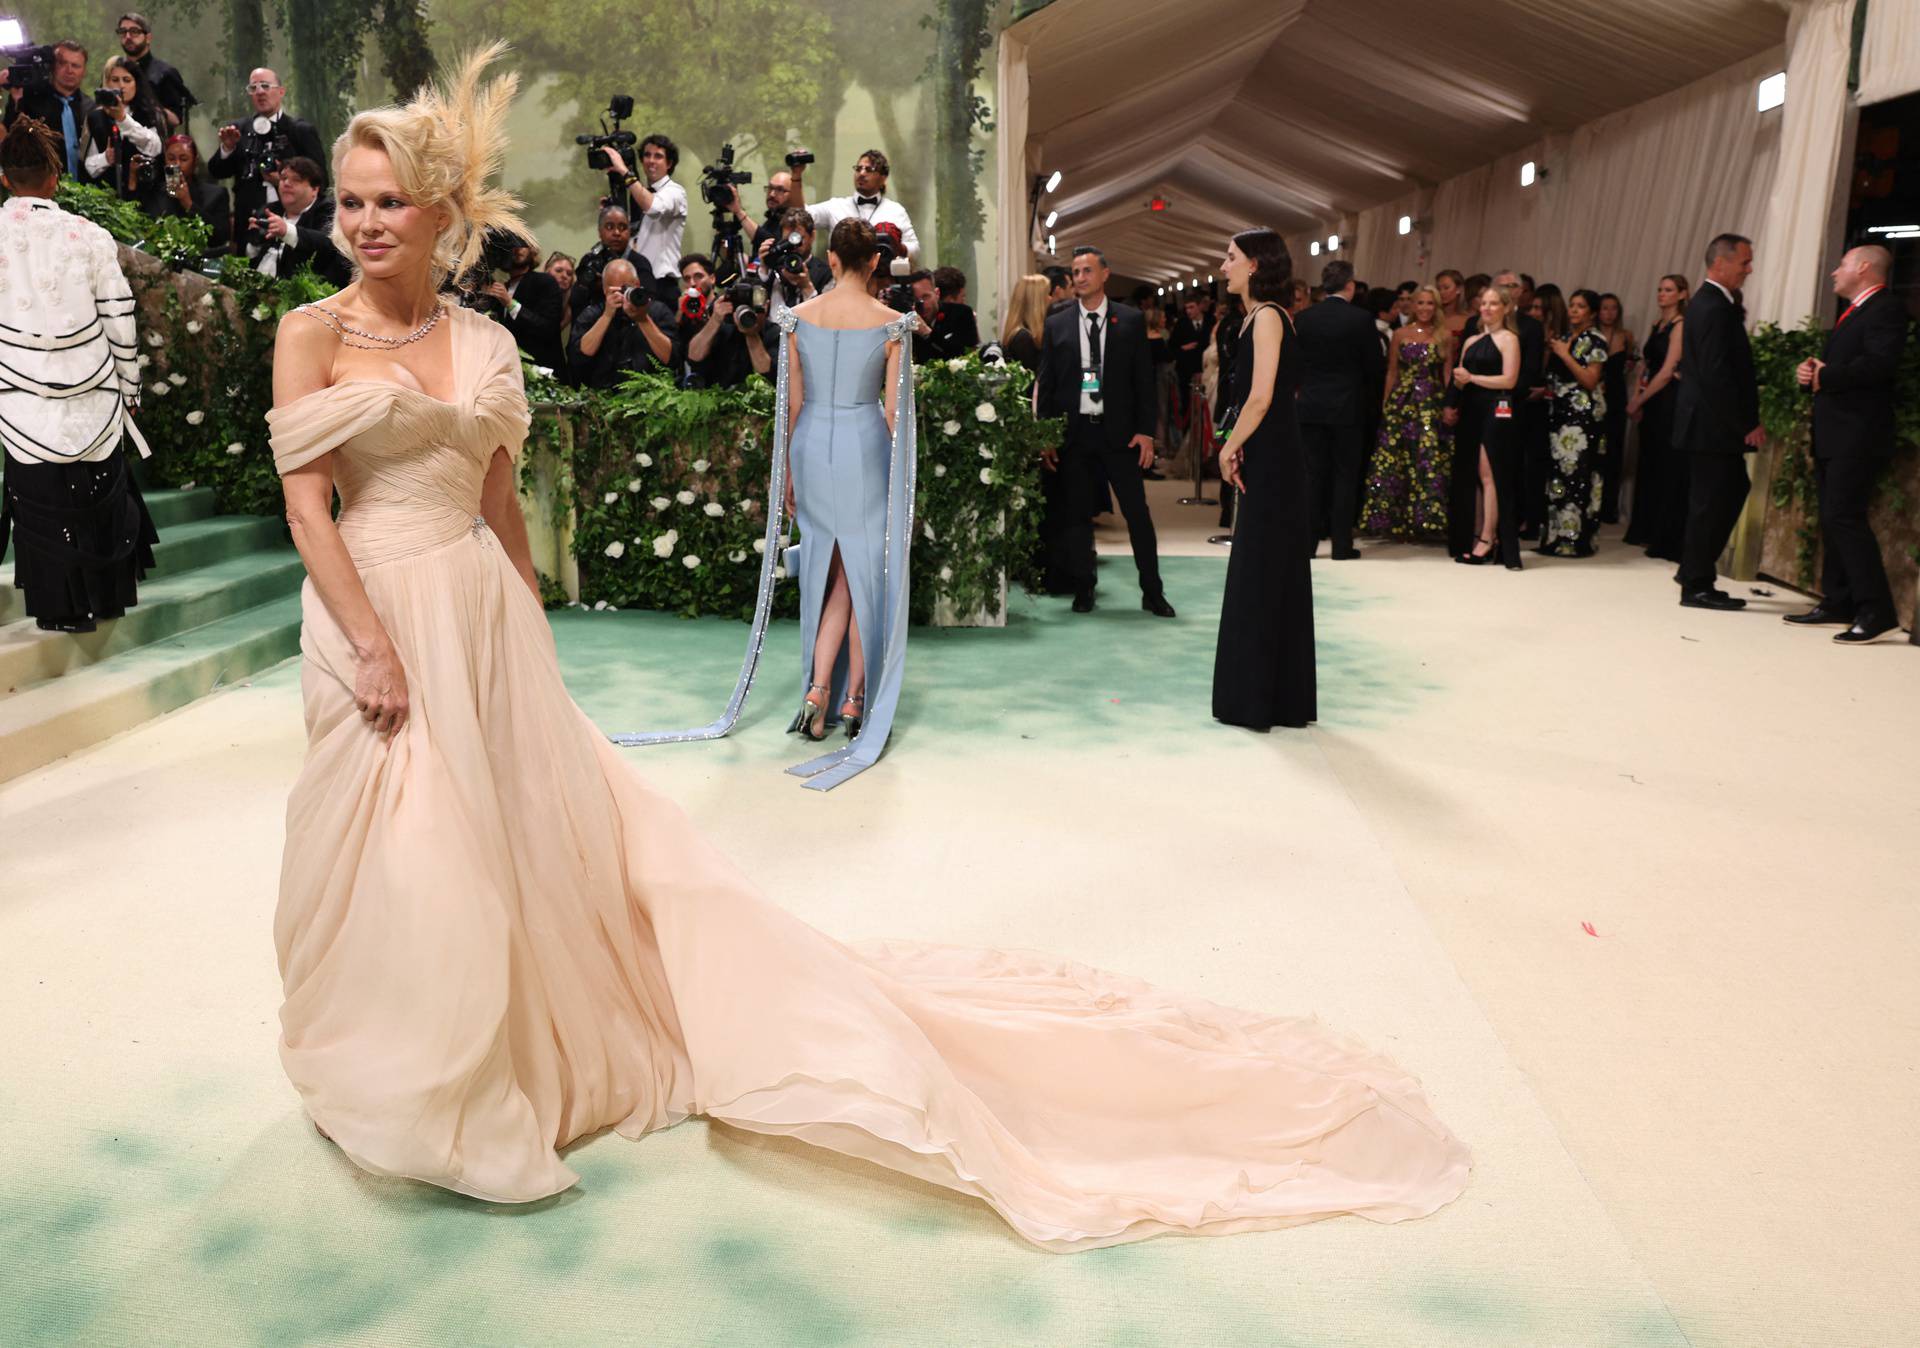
[305,301,447,350]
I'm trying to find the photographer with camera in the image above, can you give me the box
[475,234,566,374]
[672,253,772,387]
[244,155,348,285]
[155,133,231,250]
[81,55,163,212]
[794,148,919,264]
[567,258,677,390]
[756,207,831,312]
[208,68,324,255]
[906,269,940,362]
[569,204,660,320]
[114,14,193,133]
[600,133,686,303]
[925,265,980,360]
[2,40,94,182]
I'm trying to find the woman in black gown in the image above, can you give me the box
[1447,284,1524,569]
[1212,228,1314,731]
[1595,293,1635,524]
[1624,274,1688,559]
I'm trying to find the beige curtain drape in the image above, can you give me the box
[1344,48,1783,341]
[1856,0,1920,105]
[994,28,1034,343]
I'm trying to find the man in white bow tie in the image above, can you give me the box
[796,148,919,264]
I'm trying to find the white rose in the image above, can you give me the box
[136,354,151,368]
[923,522,935,540]
[753,538,767,554]
[251,304,272,321]
[682,554,701,569]
[691,458,710,473]
[650,496,671,511]
[978,446,994,460]
[942,419,962,436]
[675,489,696,506]
[703,502,724,517]
[604,540,627,559]
[149,382,169,397]
[772,563,788,579]
[665,529,679,546]
[1011,492,1026,509]
[534,366,554,379]
[225,442,244,456]
[604,491,620,504]
[627,478,643,493]
[185,411,205,426]
[975,402,997,423]
[594,600,609,611]
[144,331,164,347]
[168,373,187,386]
[652,534,674,558]
[938,565,953,582]
[635,453,653,467]
[729,549,747,563]
[979,467,994,484]
[184,320,202,335]
[948,358,968,372]
[199,293,216,309]
[933,463,947,477]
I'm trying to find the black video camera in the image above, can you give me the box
[0,40,55,96]
[727,279,769,335]
[93,85,120,108]
[699,142,752,213]
[784,149,814,171]
[227,117,293,187]
[764,230,810,280]
[576,94,636,174]
[873,230,914,313]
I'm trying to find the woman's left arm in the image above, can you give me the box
[1569,333,1604,391]
[479,447,542,604]
[882,334,903,436]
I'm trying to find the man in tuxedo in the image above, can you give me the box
[1788,244,1906,642]
[1295,261,1386,559]
[2,41,95,183]
[1035,246,1172,616]
[209,68,325,254]
[480,236,567,373]
[1672,233,1763,610]
[246,157,349,285]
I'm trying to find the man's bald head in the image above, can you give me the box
[603,259,639,292]
[1831,244,1891,301]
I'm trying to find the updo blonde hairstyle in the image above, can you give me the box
[329,42,534,290]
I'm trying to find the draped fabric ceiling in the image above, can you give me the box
[1015,0,1791,286]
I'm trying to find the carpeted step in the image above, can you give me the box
[149,514,289,579]
[0,547,306,693]
[0,593,302,783]
[142,486,218,532]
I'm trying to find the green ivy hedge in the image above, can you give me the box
[54,180,1058,624]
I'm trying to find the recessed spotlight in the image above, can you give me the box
[1520,161,1536,187]
[1327,234,1340,251]
[1157,286,1166,296]
[1310,241,1321,257]
[1046,234,1056,254]
[1176,281,1185,291]
[1398,215,1412,236]
[1757,72,1785,113]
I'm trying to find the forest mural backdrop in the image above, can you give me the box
[12,0,1007,313]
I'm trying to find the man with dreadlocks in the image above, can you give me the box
[0,115,156,632]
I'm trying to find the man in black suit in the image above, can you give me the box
[1035,245,1172,616]
[1672,233,1763,610]
[1788,244,1906,643]
[2,41,95,183]
[480,237,567,374]
[209,68,326,255]
[1295,261,1386,559]
[246,157,349,286]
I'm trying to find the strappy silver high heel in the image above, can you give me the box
[788,682,829,741]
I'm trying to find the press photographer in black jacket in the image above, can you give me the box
[244,156,349,286]
[476,236,567,374]
[208,68,325,254]
[567,258,678,390]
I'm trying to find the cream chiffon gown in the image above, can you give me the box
[265,306,1469,1251]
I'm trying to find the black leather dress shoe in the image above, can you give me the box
[1680,589,1746,611]
[1071,591,1095,613]
[1142,594,1176,618]
[1784,604,1853,626]
[1834,614,1897,644]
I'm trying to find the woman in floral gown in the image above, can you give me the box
[1538,288,1608,558]
[1359,285,1451,543]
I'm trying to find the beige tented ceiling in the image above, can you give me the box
[1017,0,1791,283]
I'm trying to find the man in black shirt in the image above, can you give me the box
[926,266,980,359]
[245,156,349,285]
[115,13,194,132]
[480,237,567,374]
[2,41,94,183]
[209,68,325,255]
[568,259,677,389]
[570,205,656,320]
[673,254,760,388]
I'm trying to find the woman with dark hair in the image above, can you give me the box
[1624,274,1688,558]
[1449,284,1523,567]
[1213,227,1315,731]
[1435,268,1469,340]
[154,134,231,250]
[543,251,576,333]
[1538,287,1608,557]
[1594,293,1635,522]
[82,55,164,212]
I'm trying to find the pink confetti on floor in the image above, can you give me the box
[1581,922,1599,937]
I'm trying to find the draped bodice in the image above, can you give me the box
[790,315,902,408]
[266,307,532,567]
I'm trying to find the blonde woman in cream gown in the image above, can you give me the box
[267,48,1469,1251]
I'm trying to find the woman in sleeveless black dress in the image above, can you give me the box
[1624,275,1689,559]
[1212,229,1314,731]
[1447,285,1524,569]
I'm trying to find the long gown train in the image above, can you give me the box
[267,307,1469,1251]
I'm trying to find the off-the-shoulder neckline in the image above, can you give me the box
[789,311,907,334]
[283,300,468,406]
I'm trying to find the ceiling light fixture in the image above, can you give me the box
[1327,234,1340,251]
[1520,160,1537,187]
[1044,210,1058,229]
[1398,215,1412,236]
[1757,71,1785,113]
[1866,224,1918,234]
[1310,240,1321,257]
[1045,170,1062,193]
[1046,234,1056,254]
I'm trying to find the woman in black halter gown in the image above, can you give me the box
[1212,228,1315,731]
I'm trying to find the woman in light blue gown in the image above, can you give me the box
[778,218,916,789]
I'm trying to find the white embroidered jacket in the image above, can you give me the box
[0,197,142,465]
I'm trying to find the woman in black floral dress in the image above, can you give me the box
[1538,288,1608,558]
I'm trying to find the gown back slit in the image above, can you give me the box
[266,304,1468,1250]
